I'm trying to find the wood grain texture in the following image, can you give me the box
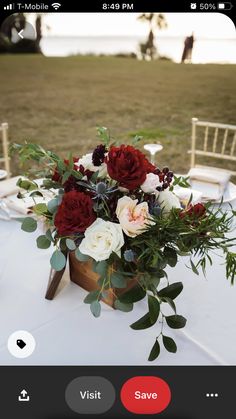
[69,252,137,308]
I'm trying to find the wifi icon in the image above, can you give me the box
[52,2,61,10]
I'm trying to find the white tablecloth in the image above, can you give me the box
[0,203,236,366]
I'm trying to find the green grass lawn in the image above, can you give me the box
[0,54,236,175]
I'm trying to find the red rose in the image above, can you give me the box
[191,203,206,217]
[54,191,96,236]
[180,203,206,219]
[105,145,155,190]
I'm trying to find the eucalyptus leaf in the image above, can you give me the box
[33,203,48,215]
[84,290,100,304]
[92,259,98,271]
[36,235,51,249]
[66,239,76,251]
[47,198,59,214]
[94,260,108,277]
[111,272,127,288]
[17,178,38,191]
[166,315,187,329]
[45,228,54,242]
[75,248,89,262]
[162,335,177,353]
[90,301,101,318]
[21,217,37,233]
[50,250,66,271]
[114,300,133,312]
[148,339,160,361]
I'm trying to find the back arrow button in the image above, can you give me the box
[18,30,24,39]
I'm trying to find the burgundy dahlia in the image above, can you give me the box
[54,191,96,236]
[105,144,155,190]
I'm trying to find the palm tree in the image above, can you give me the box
[138,13,167,60]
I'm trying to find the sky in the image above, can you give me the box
[37,13,236,39]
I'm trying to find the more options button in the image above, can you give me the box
[120,376,171,415]
[65,376,116,415]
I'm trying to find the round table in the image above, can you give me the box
[0,201,236,366]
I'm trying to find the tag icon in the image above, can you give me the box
[16,339,26,349]
[18,389,30,402]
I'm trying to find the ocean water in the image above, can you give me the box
[40,36,236,64]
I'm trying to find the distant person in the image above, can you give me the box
[147,30,154,48]
[181,33,195,63]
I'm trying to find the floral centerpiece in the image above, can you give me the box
[12,127,236,361]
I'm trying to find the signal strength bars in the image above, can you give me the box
[4,3,14,10]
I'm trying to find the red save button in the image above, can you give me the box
[120,376,171,415]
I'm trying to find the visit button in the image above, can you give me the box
[120,376,171,414]
[65,376,115,414]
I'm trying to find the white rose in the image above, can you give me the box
[79,218,124,262]
[141,173,161,194]
[116,196,154,238]
[75,153,107,178]
[157,190,181,214]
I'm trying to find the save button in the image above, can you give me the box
[120,376,171,414]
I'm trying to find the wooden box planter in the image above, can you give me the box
[45,251,137,307]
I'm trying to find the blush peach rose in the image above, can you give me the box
[116,196,154,238]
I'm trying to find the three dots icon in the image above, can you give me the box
[206,393,219,398]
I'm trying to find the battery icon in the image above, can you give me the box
[217,2,233,9]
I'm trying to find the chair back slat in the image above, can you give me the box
[221,129,228,155]
[212,128,218,153]
[0,122,10,178]
[203,126,209,151]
